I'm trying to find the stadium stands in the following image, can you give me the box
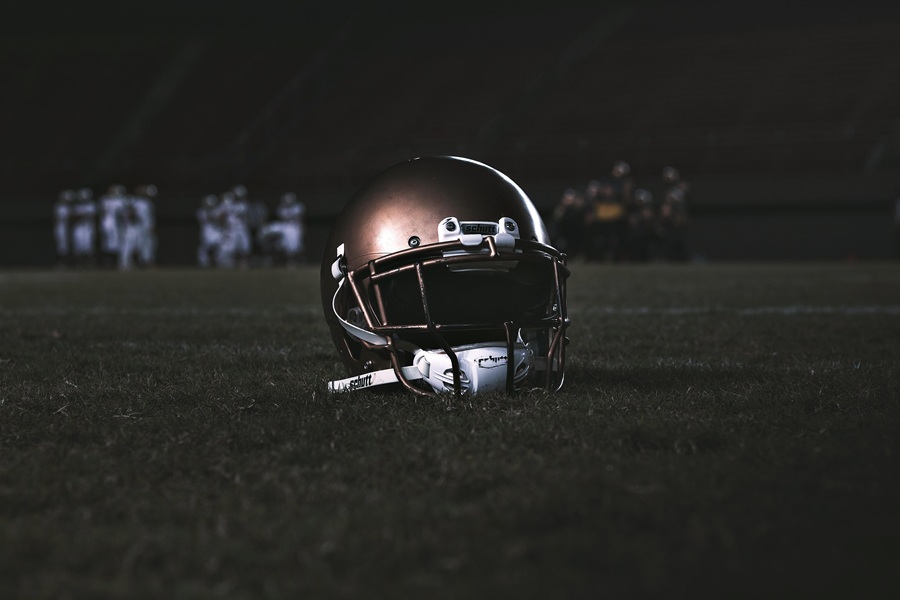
[4,5,899,194]
[0,37,177,192]
[2,2,899,263]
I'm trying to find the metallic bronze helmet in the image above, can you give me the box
[321,156,570,396]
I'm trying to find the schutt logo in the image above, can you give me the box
[346,373,373,390]
[475,355,507,369]
[462,223,498,235]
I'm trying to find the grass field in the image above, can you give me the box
[1,263,899,599]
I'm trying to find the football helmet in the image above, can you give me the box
[321,156,570,396]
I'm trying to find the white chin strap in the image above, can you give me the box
[328,342,534,395]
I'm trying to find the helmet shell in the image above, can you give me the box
[324,156,549,273]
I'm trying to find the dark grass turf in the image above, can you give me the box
[1,264,899,599]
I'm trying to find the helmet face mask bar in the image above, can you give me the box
[321,156,570,396]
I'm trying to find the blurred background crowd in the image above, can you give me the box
[52,184,306,270]
[550,161,690,263]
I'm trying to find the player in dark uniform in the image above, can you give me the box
[550,187,588,261]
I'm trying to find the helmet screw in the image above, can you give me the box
[445,221,456,232]
[408,236,421,248]
[505,221,516,231]
[347,307,365,326]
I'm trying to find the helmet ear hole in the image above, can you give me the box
[347,307,365,327]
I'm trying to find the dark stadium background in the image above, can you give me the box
[2,0,900,266]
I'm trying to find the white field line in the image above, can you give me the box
[0,306,322,317]
[572,305,900,316]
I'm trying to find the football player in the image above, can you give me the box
[70,188,97,267]
[275,192,306,265]
[98,184,128,267]
[196,194,222,267]
[229,184,252,267]
[119,184,157,269]
[53,189,75,267]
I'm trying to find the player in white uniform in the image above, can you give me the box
[53,189,75,267]
[230,185,252,266]
[70,188,97,267]
[98,184,127,267]
[213,192,238,268]
[119,184,157,269]
[247,197,269,261]
[255,192,306,266]
[196,194,222,267]
[136,184,158,267]
[119,196,140,270]
[276,192,306,265]
[212,189,250,268]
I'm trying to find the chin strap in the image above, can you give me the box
[328,365,424,393]
[328,343,532,395]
